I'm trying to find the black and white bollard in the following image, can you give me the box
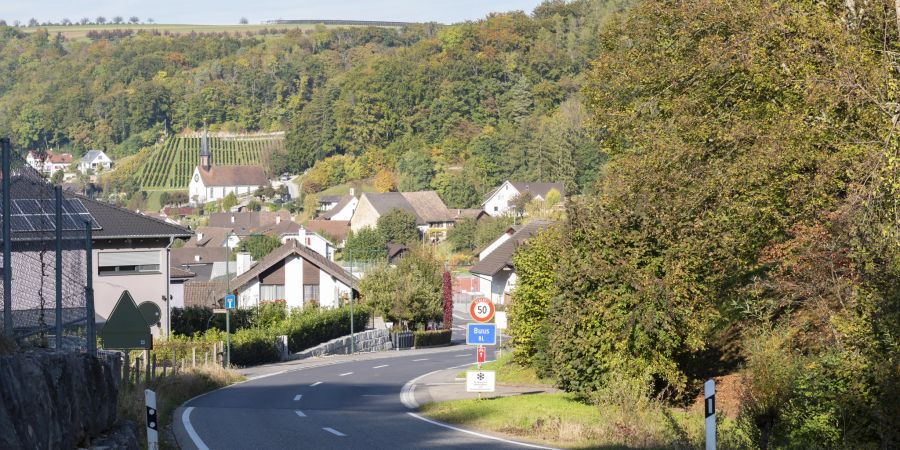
[145,389,158,450]
[704,379,716,450]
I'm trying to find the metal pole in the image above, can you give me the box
[225,234,230,367]
[54,186,63,350]
[84,220,96,355]
[1,138,12,337]
[349,249,354,354]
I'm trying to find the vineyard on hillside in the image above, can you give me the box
[135,134,283,190]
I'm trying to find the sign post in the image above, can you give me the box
[705,379,716,450]
[224,294,235,367]
[145,389,158,450]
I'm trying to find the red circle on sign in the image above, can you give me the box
[469,297,495,323]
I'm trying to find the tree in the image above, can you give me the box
[508,191,533,218]
[376,208,419,245]
[221,192,238,212]
[79,17,90,25]
[146,18,154,24]
[112,16,124,25]
[447,218,477,252]
[128,16,140,24]
[508,226,559,366]
[398,149,433,192]
[358,245,442,327]
[50,169,64,185]
[240,234,281,260]
[61,18,71,26]
[27,18,38,27]
[95,16,106,24]
[239,17,249,25]
[343,227,386,262]
[373,169,396,192]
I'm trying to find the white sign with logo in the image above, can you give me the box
[466,370,496,393]
[494,311,507,330]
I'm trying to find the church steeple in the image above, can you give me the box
[200,127,211,170]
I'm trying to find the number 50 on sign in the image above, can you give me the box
[469,297,494,322]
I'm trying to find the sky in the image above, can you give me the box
[0,0,546,25]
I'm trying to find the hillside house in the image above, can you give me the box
[350,191,454,240]
[320,194,359,221]
[482,181,564,217]
[25,150,73,175]
[78,150,112,174]
[470,220,553,304]
[188,131,268,205]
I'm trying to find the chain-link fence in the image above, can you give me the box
[0,139,96,354]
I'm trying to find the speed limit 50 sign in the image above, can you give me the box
[469,297,495,323]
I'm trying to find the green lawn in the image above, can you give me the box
[315,179,378,196]
[19,23,383,40]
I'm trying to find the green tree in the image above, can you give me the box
[240,234,282,260]
[508,226,560,366]
[221,192,238,212]
[447,218,477,252]
[376,208,419,245]
[343,227,386,262]
[398,149,434,192]
[358,245,442,327]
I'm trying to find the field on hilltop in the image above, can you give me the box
[135,133,284,190]
[18,22,400,40]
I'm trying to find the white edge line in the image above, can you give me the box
[181,407,210,450]
[400,360,492,409]
[373,364,389,368]
[407,412,559,450]
[310,381,323,387]
[413,358,429,361]
[294,410,306,417]
[339,372,353,376]
[323,427,346,436]
[294,394,302,401]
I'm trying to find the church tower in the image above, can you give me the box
[199,128,211,170]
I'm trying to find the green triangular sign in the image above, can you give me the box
[101,291,152,350]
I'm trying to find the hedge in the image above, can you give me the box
[281,306,372,354]
[413,329,452,347]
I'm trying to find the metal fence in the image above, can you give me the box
[0,138,96,354]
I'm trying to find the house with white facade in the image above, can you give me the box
[320,194,359,221]
[188,132,268,205]
[78,150,113,174]
[350,191,455,239]
[229,240,357,309]
[470,220,553,304]
[482,181,564,217]
[26,150,73,175]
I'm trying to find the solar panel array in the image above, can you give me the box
[1,198,101,232]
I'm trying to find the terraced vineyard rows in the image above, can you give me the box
[136,135,283,190]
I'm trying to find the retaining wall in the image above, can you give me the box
[292,329,393,360]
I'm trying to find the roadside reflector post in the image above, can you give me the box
[705,379,715,450]
[145,389,158,450]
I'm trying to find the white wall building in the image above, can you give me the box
[26,150,73,175]
[187,131,269,205]
[78,150,113,174]
[482,181,565,217]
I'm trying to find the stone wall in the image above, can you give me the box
[292,329,393,360]
[0,351,118,449]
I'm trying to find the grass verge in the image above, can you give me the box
[118,365,243,449]
[457,352,555,386]
[420,392,750,449]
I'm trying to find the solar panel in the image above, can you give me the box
[1,198,101,232]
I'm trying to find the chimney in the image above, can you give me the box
[197,232,204,241]
[276,215,281,225]
[230,215,235,224]
[194,254,201,262]
[235,251,253,276]
[349,187,355,197]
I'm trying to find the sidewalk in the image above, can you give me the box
[410,366,559,407]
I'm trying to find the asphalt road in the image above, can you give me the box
[174,302,547,450]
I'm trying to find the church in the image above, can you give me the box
[187,131,269,206]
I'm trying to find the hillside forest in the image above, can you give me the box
[0,0,628,207]
[0,0,898,448]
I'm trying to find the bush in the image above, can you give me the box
[171,306,253,336]
[280,305,371,353]
[230,327,280,366]
[413,329,451,347]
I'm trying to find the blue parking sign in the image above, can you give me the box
[466,323,496,345]
[224,294,236,310]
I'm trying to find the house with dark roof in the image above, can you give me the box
[77,150,112,174]
[25,150,74,175]
[229,240,358,309]
[350,191,455,240]
[5,175,193,337]
[305,220,351,244]
[470,220,554,304]
[482,180,564,217]
[320,194,359,221]
[188,130,269,205]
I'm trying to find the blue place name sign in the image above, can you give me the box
[466,323,497,345]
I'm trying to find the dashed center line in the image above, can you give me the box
[455,354,468,358]
[323,427,346,437]
[294,410,306,418]
[310,381,323,387]
[413,358,429,362]
[339,372,353,377]
[293,394,302,401]
[373,364,389,369]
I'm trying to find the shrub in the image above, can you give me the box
[230,327,280,366]
[413,329,451,347]
[280,305,372,352]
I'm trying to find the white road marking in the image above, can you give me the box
[413,358,429,362]
[293,394,302,401]
[361,394,384,397]
[181,407,210,450]
[310,381,323,387]
[373,364,389,369]
[401,360,494,409]
[339,372,353,377]
[323,427,346,437]
[407,412,558,449]
[294,410,306,417]
[455,354,468,358]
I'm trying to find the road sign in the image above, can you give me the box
[224,294,236,309]
[477,345,486,364]
[137,301,161,327]
[466,370,496,392]
[466,323,497,345]
[101,291,152,350]
[494,311,507,330]
[469,297,494,323]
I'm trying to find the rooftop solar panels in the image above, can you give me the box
[1,198,101,232]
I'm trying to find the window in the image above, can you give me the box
[98,251,160,275]
[260,284,285,301]
[493,206,498,212]
[303,284,320,302]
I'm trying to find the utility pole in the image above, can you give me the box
[1,139,12,337]
[349,249,354,354]
[225,233,231,367]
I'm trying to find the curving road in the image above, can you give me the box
[174,304,549,449]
